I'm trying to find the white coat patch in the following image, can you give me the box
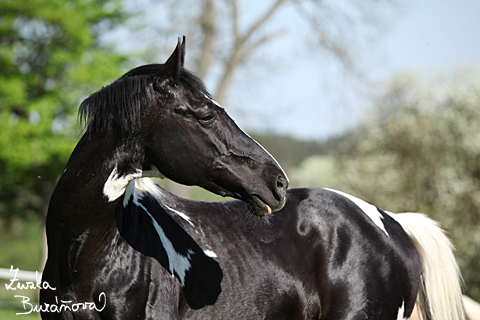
[203,250,217,258]
[396,300,406,320]
[325,188,389,236]
[103,166,162,202]
[127,179,193,286]
[143,203,193,286]
[164,204,195,227]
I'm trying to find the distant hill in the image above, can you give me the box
[250,132,348,171]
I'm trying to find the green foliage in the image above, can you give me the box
[329,67,480,300]
[0,217,44,270]
[0,0,130,220]
[0,306,41,320]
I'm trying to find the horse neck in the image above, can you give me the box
[49,133,144,223]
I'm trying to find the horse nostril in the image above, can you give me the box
[276,175,288,192]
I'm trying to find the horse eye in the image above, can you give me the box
[198,114,216,125]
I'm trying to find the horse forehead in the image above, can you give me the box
[325,188,390,236]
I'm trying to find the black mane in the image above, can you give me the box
[79,64,211,138]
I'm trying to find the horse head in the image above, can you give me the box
[80,37,288,217]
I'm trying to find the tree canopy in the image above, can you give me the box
[0,0,129,220]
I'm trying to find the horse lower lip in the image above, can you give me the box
[266,205,272,214]
[249,195,273,217]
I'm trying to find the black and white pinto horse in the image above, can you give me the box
[41,38,465,320]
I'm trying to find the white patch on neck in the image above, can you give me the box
[325,188,389,236]
[103,166,162,202]
[125,178,192,285]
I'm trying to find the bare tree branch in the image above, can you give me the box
[238,29,285,66]
[214,0,287,103]
[240,0,287,46]
[230,0,239,39]
[195,0,215,79]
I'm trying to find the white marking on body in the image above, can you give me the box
[129,180,193,286]
[396,300,406,320]
[123,179,136,207]
[164,204,195,227]
[141,202,192,285]
[325,188,390,236]
[103,166,162,203]
[133,179,195,228]
[204,250,217,258]
[134,176,164,199]
[104,167,142,202]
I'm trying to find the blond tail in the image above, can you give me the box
[393,212,465,320]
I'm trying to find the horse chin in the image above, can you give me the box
[246,196,273,218]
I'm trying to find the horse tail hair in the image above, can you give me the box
[394,212,465,320]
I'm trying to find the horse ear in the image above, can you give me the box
[180,35,186,66]
[164,36,186,84]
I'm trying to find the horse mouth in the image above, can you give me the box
[247,195,273,218]
[201,179,284,218]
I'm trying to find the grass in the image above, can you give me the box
[0,307,41,320]
[0,278,42,320]
[0,216,44,320]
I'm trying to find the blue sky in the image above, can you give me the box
[223,0,480,140]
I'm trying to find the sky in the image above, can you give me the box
[221,0,480,140]
[112,0,480,141]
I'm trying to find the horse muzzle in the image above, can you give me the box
[244,173,288,218]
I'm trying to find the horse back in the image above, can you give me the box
[169,188,420,319]
[284,188,421,319]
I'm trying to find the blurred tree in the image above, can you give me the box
[0,0,129,221]
[330,67,480,300]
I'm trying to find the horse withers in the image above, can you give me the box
[40,38,465,320]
